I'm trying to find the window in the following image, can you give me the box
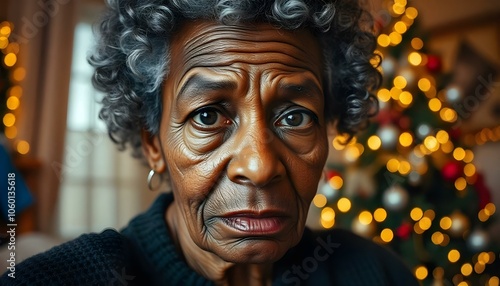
[57,11,157,239]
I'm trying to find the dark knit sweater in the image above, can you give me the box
[1,193,419,285]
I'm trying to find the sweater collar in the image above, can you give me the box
[122,192,212,285]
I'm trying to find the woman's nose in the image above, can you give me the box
[227,125,286,187]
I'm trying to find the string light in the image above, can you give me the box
[4,52,16,66]
[358,210,373,225]
[377,88,391,102]
[16,140,30,155]
[392,4,406,15]
[440,216,452,230]
[431,231,444,245]
[463,164,475,177]
[453,147,466,161]
[399,132,413,147]
[313,194,327,208]
[423,136,439,152]
[393,21,407,34]
[405,7,419,19]
[6,96,20,110]
[440,108,458,122]
[428,98,442,112]
[408,52,422,66]
[337,197,351,213]
[3,113,15,127]
[455,177,467,191]
[4,126,17,139]
[329,175,344,190]
[373,208,387,222]
[448,249,461,263]
[399,91,413,106]
[393,75,407,89]
[410,207,423,221]
[484,203,496,216]
[380,228,394,243]
[390,87,402,100]
[386,158,400,173]
[1,21,28,153]
[463,150,474,163]
[398,160,411,175]
[436,130,449,144]
[414,266,428,280]
[377,34,391,47]
[418,216,432,231]
[389,32,403,45]
[411,38,424,50]
[367,135,382,150]
[12,67,26,82]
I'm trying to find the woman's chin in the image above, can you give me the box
[211,239,295,264]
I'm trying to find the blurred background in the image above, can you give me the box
[0,0,499,285]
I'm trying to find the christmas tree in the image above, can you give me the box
[310,1,500,285]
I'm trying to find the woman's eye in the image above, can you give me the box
[191,108,230,128]
[277,110,314,127]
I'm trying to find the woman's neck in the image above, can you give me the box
[165,202,273,286]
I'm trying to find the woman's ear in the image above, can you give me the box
[141,129,166,173]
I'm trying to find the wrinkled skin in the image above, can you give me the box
[142,20,329,285]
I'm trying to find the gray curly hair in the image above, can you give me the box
[89,0,381,158]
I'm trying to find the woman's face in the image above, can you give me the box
[151,21,328,263]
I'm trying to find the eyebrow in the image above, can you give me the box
[178,74,237,99]
[278,79,323,98]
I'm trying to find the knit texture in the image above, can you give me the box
[1,193,419,285]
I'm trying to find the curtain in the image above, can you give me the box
[7,0,80,234]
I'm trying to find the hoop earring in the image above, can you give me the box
[147,169,159,191]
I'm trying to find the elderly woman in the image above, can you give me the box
[2,0,419,285]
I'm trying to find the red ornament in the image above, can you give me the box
[396,221,412,240]
[376,109,392,125]
[376,109,402,125]
[426,54,442,73]
[324,170,342,181]
[448,128,462,141]
[398,116,411,130]
[441,161,463,181]
[474,173,492,209]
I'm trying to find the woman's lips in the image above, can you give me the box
[221,212,287,234]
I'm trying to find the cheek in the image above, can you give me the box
[290,131,329,202]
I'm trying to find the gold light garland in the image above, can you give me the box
[1,20,29,155]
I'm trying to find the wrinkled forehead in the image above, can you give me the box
[167,20,324,80]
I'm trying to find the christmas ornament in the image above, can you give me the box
[408,171,421,186]
[381,56,397,77]
[416,124,431,140]
[426,54,442,73]
[318,169,342,200]
[351,218,376,238]
[398,67,416,87]
[441,161,462,182]
[398,116,411,130]
[318,181,339,200]
[474,173,492,209]
[377,124,399,150]
[448,211,470,238]
[467,228,490,252]
[396,221,412,240]
[382,184,409,211]
[343,168,376,199]
[448,128,461,141]
[444,85,463,103]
